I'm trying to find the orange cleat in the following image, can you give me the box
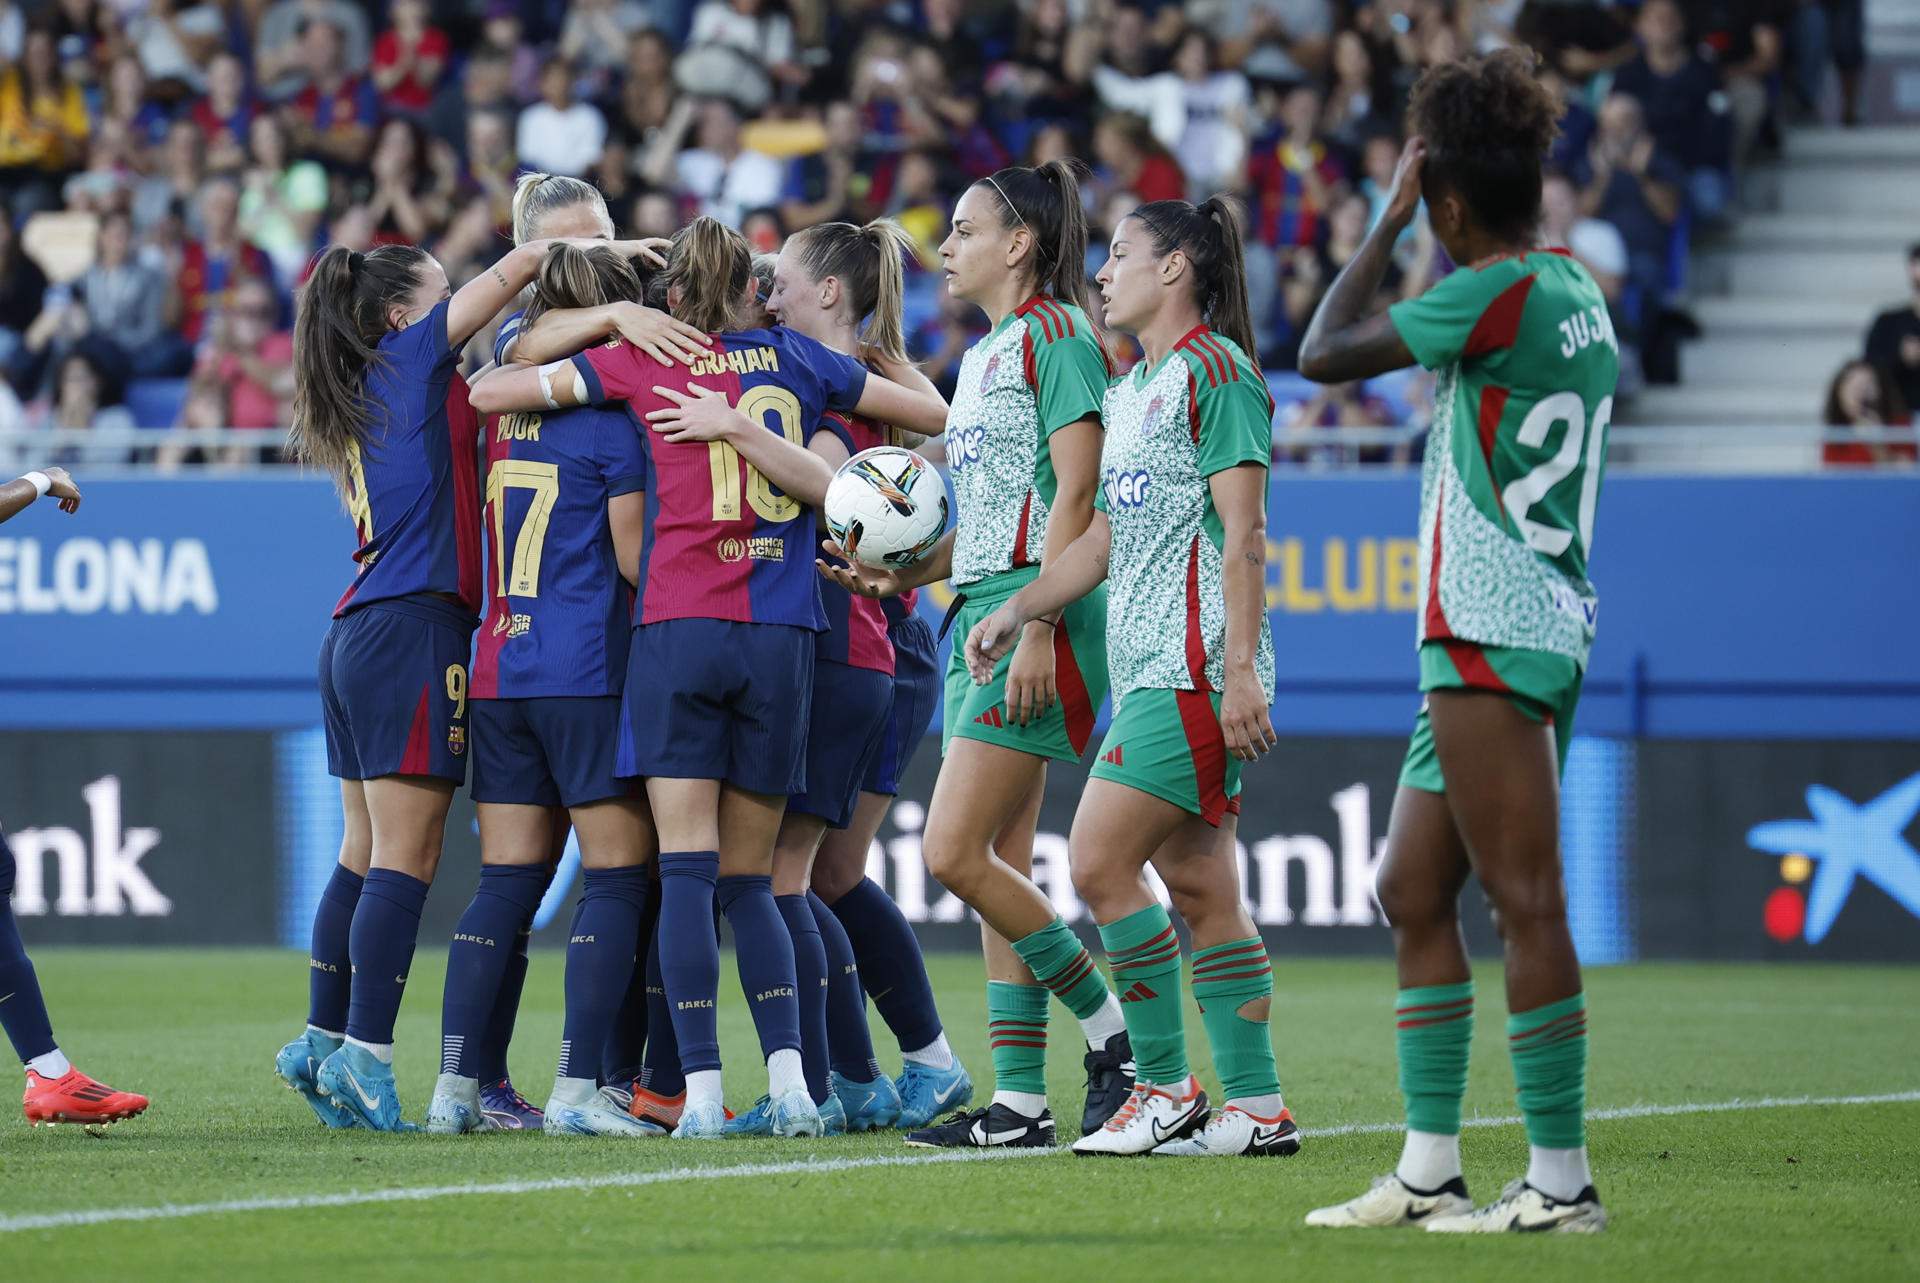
[22,1067,150,1127]
[627,1084,731,1129]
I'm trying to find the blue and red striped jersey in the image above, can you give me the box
[333,299,483,618]
[471,404,649,699]
[572,327,869,630]
[815,410,897,674]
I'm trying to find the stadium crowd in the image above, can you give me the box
[0,0,1881,465]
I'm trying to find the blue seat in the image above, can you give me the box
[125,377,189,429]
[1265,369,1317,421]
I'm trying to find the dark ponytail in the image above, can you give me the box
[974,159,1097,319]
[290,243,431,495]
[1129,193,1258,360]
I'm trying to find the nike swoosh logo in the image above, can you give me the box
[968,1121,1024,1146]
[0,992,13,1004]
[341,1065,384,1113]
[1150,1101,1203,1144]
[1404,1205,1436,1223]
[1515,1206,1586,1232]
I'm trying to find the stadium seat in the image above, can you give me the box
[126,378,190,429]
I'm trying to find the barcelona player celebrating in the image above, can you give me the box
[278,233,609,1131]
[1298,50,1615,1233]
[823,163,1133,1149]
[426,244,664,1139]
[469,218,948,1138]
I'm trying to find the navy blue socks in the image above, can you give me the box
[603,881,658,1085]
[0,844,55,1064]
[639,928,684,1095]
[717,874,802,1062]
[830,877,943,1052]
[305,863,363,1035]
[776,894,832,1104]
[657,851,722,1074]
[441,863,548,1079]
[558,866,650,1081]
[345,868,430,1049]
[812,892,882,1081]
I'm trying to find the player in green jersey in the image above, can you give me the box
[1298,50,1612,1234]
[820,162,1134,1149]
[966,195,1301,1159]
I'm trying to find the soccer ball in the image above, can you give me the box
[824,446,948,569]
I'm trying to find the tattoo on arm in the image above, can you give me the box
[1243,551,1261,565]
[490,266,509,289]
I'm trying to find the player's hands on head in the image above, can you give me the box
[616,303,712,366]
[815,539,904,599]
[1004,624,1057,726]
[1384,136,1427,231]
[645,384,746,442]
[963,608,1022,685]
[1219,670,1277,762]
[610,237,673,271]
[43,466,80,513]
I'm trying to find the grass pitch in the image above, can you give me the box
[1,949,1915,1281]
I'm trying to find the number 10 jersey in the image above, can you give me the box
[1388,249,1619,667]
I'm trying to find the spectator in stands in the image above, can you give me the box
[1684,0,1786,169]
[101,54,172,152]
[363,117,454,243]
[238,113,327,284]
[61,121,140,213]
[881,146,946,264]
[1091,5,1186,152]
[177,177,270,343]
[126,0,223,97]
[607,29,677,148]
[1244,80,1341,354]
[71,208,189,376]
[516,57,606,178]
[1581,93,1681,322]
[648,95,780,227]
[0,27,90,213]
[686,0,803,93]
[463,109,517,228]
[478,2,543,104]
[285,17,378,169]
[1320,27,1387,153]
[1170,29,1249,198]
[188,52,254,175]
[426,48,511,163]
[256,0,370,101]
[1541,170,1627,304]
[132,117,202,232]
[195,274,293,431]
[26,349,133,464]
[1280,378,1397,465]
[629,186,678,239]
[558,0,653,78]
[372,0,450,117]
[1611,0,1733,220]
[1822,358,1916,467]
[1092,112,1186,206]
[1790,0,1866,126]
[780,99,868,230]
[1202,0,1335,78]
[1864,244,1920,416]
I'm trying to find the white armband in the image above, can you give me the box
[22,471,51,498]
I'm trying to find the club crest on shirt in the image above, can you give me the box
[980,353,1001,390]
[1139,394,1167,438]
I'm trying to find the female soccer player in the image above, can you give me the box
[645,219,956,1136]
[276,232,608,1131]
[965,195,1298,1159]
[469,217,948,1138]
[819,162,1134,1150]
[0,466,149,1128]
[426,244,662,1139]
[1297,49,1614,1233]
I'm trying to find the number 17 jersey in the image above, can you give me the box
[1388,249,1618,667]
[572,327,870,630]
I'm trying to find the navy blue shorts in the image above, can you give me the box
[863,613,941,796]
[319,595,477,784]
[789,659,893,828]
[471,696,630,808]
[617,618,814,796]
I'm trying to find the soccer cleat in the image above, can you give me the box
[314,1043,410,1132]
[628,1084,687,1131]
[479,1077,544,1130]
[671,1098,729,1139]
[894,1057,972,1129]
[1079,1031,1136,1136]
[722,1095,775,1136]
[275,1030,357,1129]
[904,1102,1055,1149]
[542,1079,668,1138]
[817,1091,848,1136]
[1153,1103,1301,1157]
[1304,1174,1474,1228]
[1071,1077,1208,1157]
[770,1086,824,1137]
[831,1070,902,1132]
[22,1067,149,1127]
[425,1073,486,1135]
[1423,1179,1608,1234]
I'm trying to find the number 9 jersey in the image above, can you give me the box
[570,327,870,631]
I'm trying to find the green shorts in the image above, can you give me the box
[1089,687,1242,827]
[943,567,1108,763]
[1399,639,1584,794]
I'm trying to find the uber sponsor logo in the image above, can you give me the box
[5,776,171,917]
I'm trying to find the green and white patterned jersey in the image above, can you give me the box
[1388,250,1618,665]
[945,294,1110,587]
[1095,326,1275,708]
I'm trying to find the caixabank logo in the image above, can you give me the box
[1747,773,1920,945]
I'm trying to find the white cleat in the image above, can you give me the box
[542,1077,668,1138]
[1305,1174,1475,1228]
[1071,1077,1209,1157]
[1424,1179,1607,1234]
[1153,1103,1302,1157]
[425,1073,487,1135]
[770,1086,824,1137]
[672,1098,730,1139]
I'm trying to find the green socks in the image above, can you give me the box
[1099,905,1187,1084]
[1190,936,1281,1100]
[1508,991,1588,1150]
[1396,982,1474,1136]
[1010,916,1117,1022]
[986,981,1049,1096]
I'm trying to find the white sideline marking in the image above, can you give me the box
[2,1090,1914,1235]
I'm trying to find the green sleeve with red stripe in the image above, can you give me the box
[1028,308,1111,436]
[1189,342,1272,478]
[1388,260,1529,371]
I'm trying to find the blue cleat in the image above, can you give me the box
[818,1091,848,1136]
[479,1077,544,1130]
[276,1030,359,1129]
[722,1095,774,1136]
[895,1057,973,1129]
[771,1086,823,1137]
[672,1098,729,1139]
[832,1070,901,1132]
[315,1043,409,1132]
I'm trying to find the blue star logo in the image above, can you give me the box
[1747,772,1920,944]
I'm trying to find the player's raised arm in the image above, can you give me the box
[644,384,843,508]
[1296,137,1423,384]
[511,298,710,369]
[849,370,948,437]
[446,237,613,350]
[0,466,81,523]
[467,358,591,415]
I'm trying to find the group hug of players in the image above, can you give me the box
[0,49,1612,1235]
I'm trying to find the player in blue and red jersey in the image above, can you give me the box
[277,233,620,1132]
[423,243,668,1140]
[469,216,948,1139]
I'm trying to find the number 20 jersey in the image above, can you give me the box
[572,327,869,631]
[1388,249,1619,666]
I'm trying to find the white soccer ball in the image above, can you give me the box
[824,446,949,569]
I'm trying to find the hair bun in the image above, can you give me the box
[347,250,366,274]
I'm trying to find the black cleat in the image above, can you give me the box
[903,1103,1056,1149]
[1079,1031,1136,1136]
